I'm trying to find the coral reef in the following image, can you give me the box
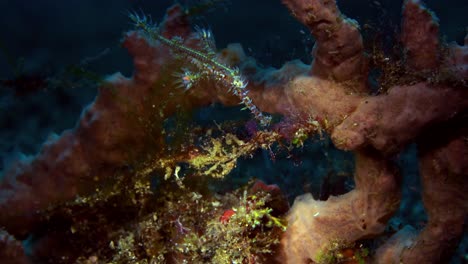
[0,0,466,263]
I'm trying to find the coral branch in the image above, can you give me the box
[280,149,401,263]
[400,134,468,262]
[331,83,468,154]
[282,0,369,90]
[446,32,468,79]
[401,0,440,71]
[374,133,468,263]
[0,5,209,237]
